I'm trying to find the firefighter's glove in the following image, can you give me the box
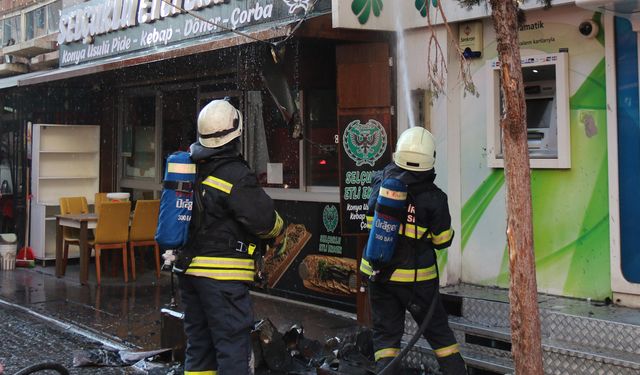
[264,219,287,248]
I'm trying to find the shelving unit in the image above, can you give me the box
[30,124,100,261]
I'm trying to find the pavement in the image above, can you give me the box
[0,260,360,374]
[0,302,130,375]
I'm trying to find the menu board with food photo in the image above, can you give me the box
[263,223,313,288]
[298,255,358,297]
[261,201,358,311]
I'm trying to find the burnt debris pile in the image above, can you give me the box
[253,320,430,375]
[253,319,374,374]
[70,320,432,374]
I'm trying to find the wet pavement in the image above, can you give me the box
[0,262,359,372]
[0,264,169,349]
[0,302,130,374]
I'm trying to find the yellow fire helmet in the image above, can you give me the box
[393,127,436,172]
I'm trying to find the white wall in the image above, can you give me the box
[397,26,462,284]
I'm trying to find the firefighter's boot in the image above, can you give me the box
[437,352,467,375]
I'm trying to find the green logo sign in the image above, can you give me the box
[323,205,339,233]
[351,0,436,23]
[351,0,383,25]
[343,119,387,167]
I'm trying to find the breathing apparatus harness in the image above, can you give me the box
[164,155,255,306]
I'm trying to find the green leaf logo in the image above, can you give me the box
[415,0,427,17]
[352,0,383,25]
[415,0,436,18]
[416,0,427,17]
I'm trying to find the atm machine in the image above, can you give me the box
[523,65,558,158]
[486,52,571,169]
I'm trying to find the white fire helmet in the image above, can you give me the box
[393,127,436,171]
[197,99,243,148]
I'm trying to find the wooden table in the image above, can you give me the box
[55,213,98,285]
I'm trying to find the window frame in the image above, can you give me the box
[1,14,22,46]
[115,85,341,203]
[1,0,61,45]
[259,89,340,203]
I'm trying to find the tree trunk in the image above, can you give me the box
[487,1,544,374]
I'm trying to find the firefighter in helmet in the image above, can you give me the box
[179,99,284,375]
[361,127,467,374]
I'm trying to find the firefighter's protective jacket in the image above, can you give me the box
[360,163,454,283]
[183,142,283,282]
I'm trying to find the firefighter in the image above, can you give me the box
[179,99,284,375]
[361,127,467,374]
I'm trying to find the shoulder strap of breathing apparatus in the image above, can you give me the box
[193,156,249,230]
[189,156,246,241]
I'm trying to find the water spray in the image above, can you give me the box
[395,9,416,128]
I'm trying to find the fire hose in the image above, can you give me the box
[13,362,69,375]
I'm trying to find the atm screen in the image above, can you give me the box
[526,97,553,129]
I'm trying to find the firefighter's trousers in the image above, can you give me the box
[179,274,254,375]
[368,280,467,375]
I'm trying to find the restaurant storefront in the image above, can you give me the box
[16,0,395,312]
[332,0,640,306]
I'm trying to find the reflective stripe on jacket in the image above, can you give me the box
[185,256,256,282]
[360,258,437,282]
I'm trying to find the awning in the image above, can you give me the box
[18,16,313,87]
[0,70,52,90]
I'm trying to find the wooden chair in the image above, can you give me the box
[90,201,131,284]
[94,192,109,214]
[59,196,89,275]
[129,200,161,280]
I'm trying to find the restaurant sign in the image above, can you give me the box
[58,0,330,67]
[338,113,392,235]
